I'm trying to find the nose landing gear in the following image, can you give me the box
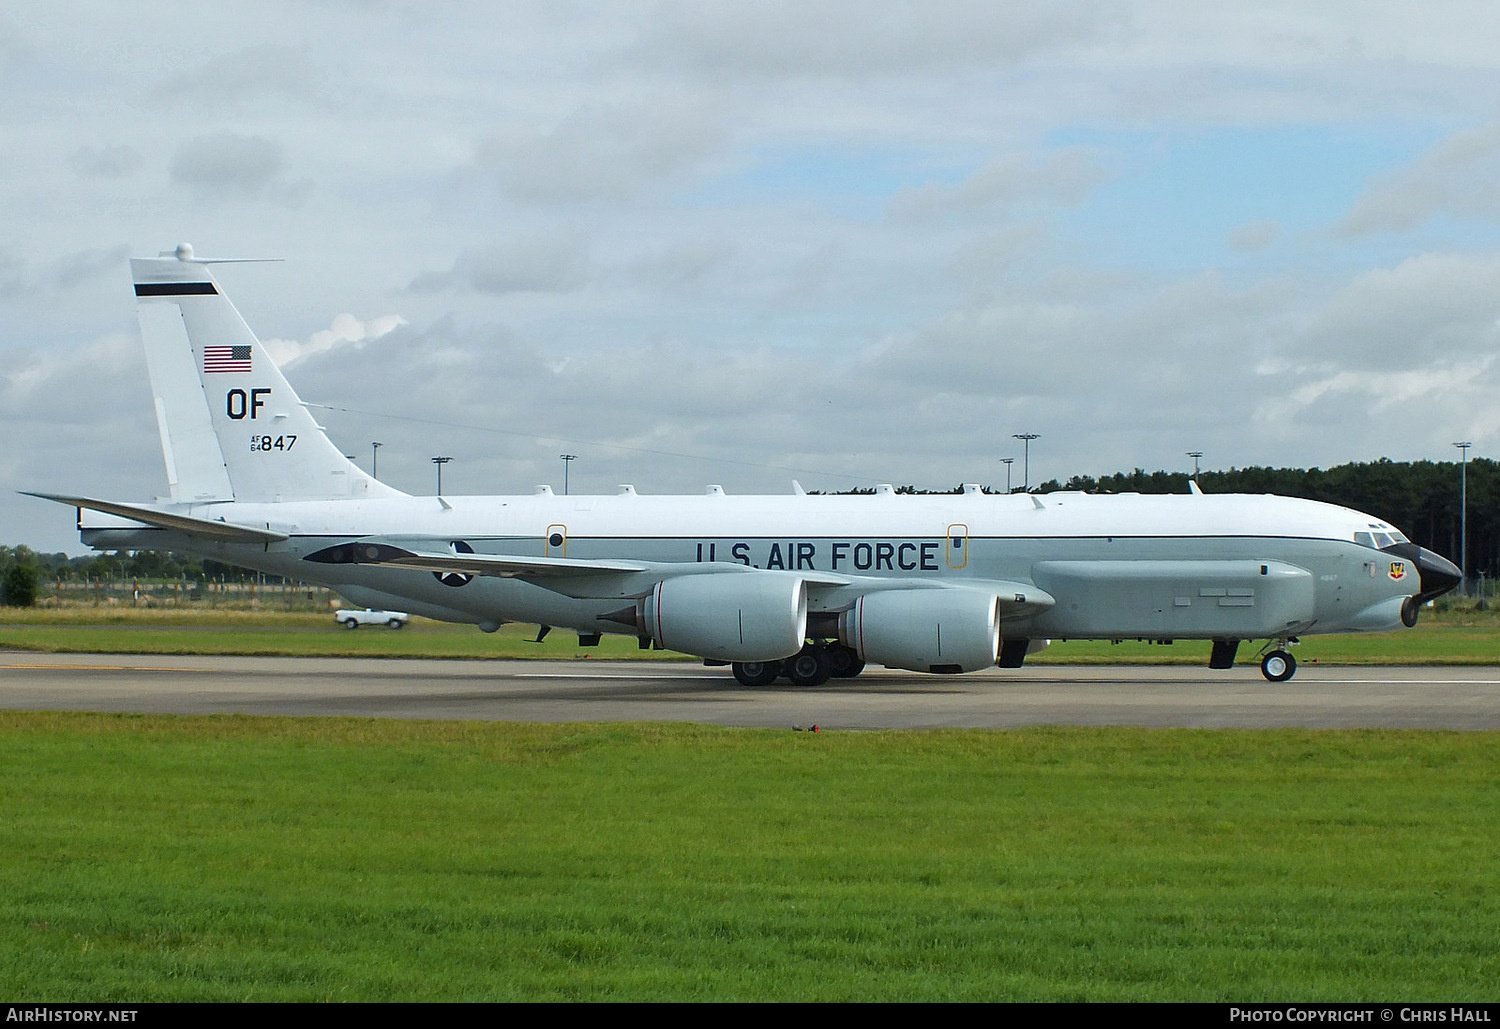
[1259,647,1297,682]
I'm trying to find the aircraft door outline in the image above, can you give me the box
[946,523,969,570]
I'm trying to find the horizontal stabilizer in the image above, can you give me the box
[22,492,288,543]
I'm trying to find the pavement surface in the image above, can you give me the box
[2,652,1498,729]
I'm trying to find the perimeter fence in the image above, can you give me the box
[40,577,339,612]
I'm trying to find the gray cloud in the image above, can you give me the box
[616,239,738,289]
[1,334,162,512]
[888,148,1111,222]
[152,43,326,109]
[633,1,1127,76]
[0,252,23,298]
[409,234,594,296]
[1337,123,1500,237]
[944,222,1050,292]
[0,246,130,296]
[169,133,312,205]
[1229,220,1280,252]
[52,246,132,289]
[1301,252,1500,362]
[0,14,33,72]
[68,144,142,179]
[473,98,727,202]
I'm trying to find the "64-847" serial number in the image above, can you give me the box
[250,434,298,452]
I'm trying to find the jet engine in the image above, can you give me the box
[839,588,1000,673]
[642,573,808,662]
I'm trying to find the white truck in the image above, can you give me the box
[335,608,410,630]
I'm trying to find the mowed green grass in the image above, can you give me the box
[1,604,1496,663]
[2,713,1497,1001]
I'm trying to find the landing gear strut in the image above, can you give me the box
[1209,639,1240,669]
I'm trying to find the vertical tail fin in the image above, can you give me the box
[131,246,406,503]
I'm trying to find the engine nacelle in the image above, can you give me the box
[644,573,808,662]
[840,588,1000,673]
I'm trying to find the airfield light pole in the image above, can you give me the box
[1012,434,1039,491]
[560,454,577,495]
[371,442,382,480]
[432,455,452,496]
[1001,457,1014,494]
[1187,451,1203,479]
[1454,441,1472,596]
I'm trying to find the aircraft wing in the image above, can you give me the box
[304,542,854,588]
[306,542,649,577]
[23,492,289,543]
[304,542,1046,604]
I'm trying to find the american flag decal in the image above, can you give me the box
[204,345,252,374]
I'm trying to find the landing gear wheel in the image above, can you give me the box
[826,643,866,679]
[1261,650,1296,682]
[1402,597,1420,627]
[732,661,780,687]
[784,646,833,687]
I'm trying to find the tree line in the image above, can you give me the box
[1036,458,1496,580]
[834,457,1496,580]
[0,545,277,584]
[0,545,283,606]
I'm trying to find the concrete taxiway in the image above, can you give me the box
[2,653,1498,729]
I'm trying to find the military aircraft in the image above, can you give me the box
[28,245,1462,685]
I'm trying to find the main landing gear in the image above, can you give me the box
[731,643,866,688]
[730,660,781,687]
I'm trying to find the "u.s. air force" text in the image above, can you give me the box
[695,541,942,571]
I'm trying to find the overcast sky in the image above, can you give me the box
[4,2,1499,554]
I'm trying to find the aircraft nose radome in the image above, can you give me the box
[1415,547,1462,601]
[1384,542,1462,605]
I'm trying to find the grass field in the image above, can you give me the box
[3,713,1497,1001]
[3,604,1495,1000]
[1,603,1496,664]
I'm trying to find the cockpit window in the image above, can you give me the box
[1355,530,1410,549]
